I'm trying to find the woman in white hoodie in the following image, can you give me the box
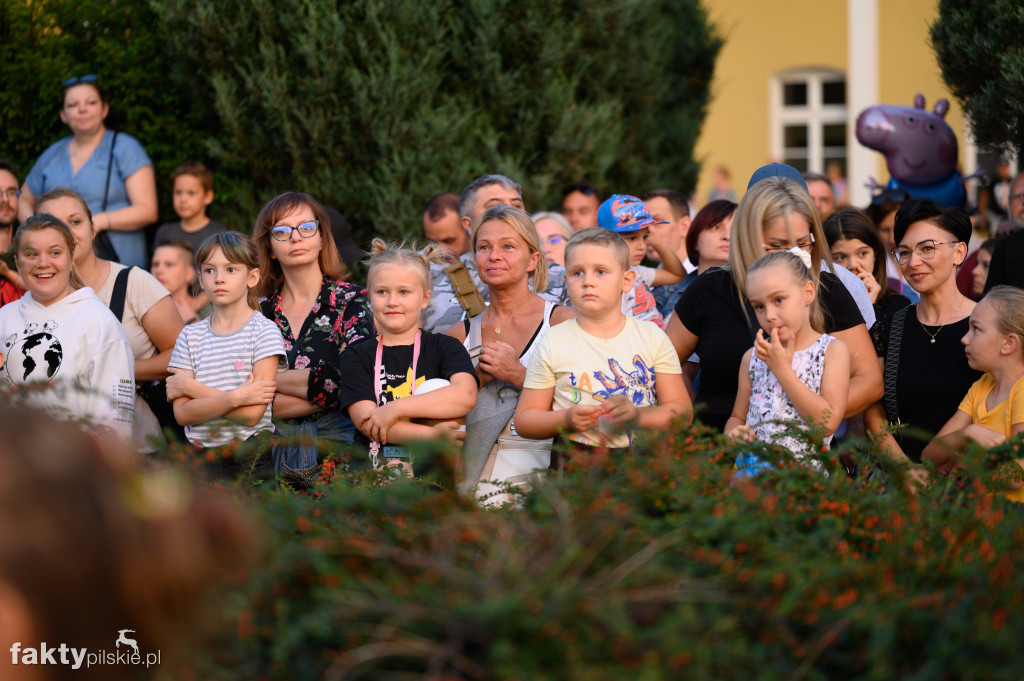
[0,214,134,439]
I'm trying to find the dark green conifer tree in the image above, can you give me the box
[932,0,1024,158]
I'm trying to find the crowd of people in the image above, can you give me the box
[1,73,1023,500]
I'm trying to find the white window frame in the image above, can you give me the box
[770,69,847,174]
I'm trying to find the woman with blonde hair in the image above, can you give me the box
[666,170,881,432]
[446,205,575,495]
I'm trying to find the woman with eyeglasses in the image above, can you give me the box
[666,174,881,432]
[251,192,373,484]
[865,188,919,303]
[36,187,184,450]
[531,211,573,267]
[864,197,982,476]
[19,74,158,269]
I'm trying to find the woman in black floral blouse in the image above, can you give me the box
[254,192,373,484]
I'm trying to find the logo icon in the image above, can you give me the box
[116,630,138,657]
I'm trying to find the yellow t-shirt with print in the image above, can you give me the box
[524,317,682,448]
[957,373,1024,503]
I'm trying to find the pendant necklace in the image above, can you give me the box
[920,321,943,344]
[489,300,530,335]
[918,296,965,344]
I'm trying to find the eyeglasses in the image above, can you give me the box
[0,189,19,201]
[764,235,814,253]
[544,235,567,245]
[270,220,319,241]
[890,239,957,265]
[61,74,98,89]
[869,188,909,207]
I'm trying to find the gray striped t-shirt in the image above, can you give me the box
[169,310,286,447]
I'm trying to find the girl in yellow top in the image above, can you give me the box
[924,286,1024,501]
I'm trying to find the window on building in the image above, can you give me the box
[771,70,847,176]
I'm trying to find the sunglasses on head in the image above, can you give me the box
[61,74,98,89]
[869,188,909,207]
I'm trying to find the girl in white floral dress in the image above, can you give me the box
[725,250,851,466]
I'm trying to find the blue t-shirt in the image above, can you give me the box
[26,130,152,268]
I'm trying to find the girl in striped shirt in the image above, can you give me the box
[167,232,285,453]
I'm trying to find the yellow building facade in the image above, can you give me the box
[695,0,974,208]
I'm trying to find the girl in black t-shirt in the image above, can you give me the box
[339,239,478,473]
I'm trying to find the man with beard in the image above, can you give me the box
[0,160,24,306]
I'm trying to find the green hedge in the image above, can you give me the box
[173,424,1024,680]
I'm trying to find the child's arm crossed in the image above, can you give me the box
[514,386,604,439]
[350,372,477,445]
[923,412,1017,471]
[171,356,279,427]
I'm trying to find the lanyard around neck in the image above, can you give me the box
[373,330,422,405]
[370,330,422,460]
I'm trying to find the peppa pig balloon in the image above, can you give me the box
[855,93,966,208]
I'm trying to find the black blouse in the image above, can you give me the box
[875,307,982,463]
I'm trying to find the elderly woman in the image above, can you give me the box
[447,205,575,493]
[253,192,374,484]
[666,174,882,432]
[865,197,981,474]
[19,74,157,269]
[532,211,574,267]
[37,188,183,449]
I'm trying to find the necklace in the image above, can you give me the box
[917,296,966,344]
[487,300,531,335]
[919,319,943,344]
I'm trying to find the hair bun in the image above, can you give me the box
[787,246,813,270]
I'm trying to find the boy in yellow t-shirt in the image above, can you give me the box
[515,227,691,453]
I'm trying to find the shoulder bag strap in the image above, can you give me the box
[467,312,483,367]
[883,306,910,424]
[109,265,134,322]
[102,130,119,212]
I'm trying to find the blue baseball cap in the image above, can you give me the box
[746,163,808,191]
[596,194,667,233]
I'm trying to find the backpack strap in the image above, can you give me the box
[108,266,134,322]
[883,305,910,424]
[102,131,119,213]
